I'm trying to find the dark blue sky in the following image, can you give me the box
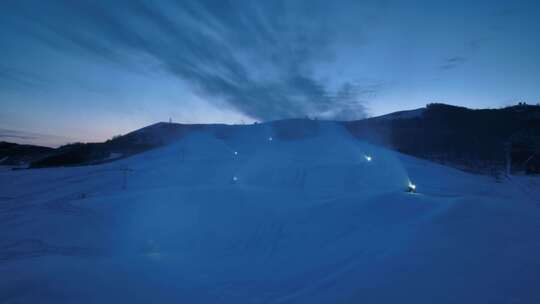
[1,0,539,146]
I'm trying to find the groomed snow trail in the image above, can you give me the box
[1,121,539,303]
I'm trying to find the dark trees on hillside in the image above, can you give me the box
[345,103,540,175]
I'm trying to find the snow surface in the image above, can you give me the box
[1,121,539,303]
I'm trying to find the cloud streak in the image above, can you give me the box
[0,128,70,147]
[3,0,384,121]
[440,56,468,70]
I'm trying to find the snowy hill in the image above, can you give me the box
[24,104,540,177]
[1,121,539,303]
[28,122,204,168]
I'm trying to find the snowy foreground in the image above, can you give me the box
[1,122,539,303]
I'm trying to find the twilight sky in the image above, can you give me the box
[1,0,540,146]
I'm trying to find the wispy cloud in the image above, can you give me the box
[2,0,385,121]
[438,4,522,73]
[0,128,70,147]
[440,56,468,70]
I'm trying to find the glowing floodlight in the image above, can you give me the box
[407,181,417,193]
[234,151,238,156]
[232,176,238,182]
[364,155,372,162]
[268,136,273,141]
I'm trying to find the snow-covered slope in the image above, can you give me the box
[1,121,539,303]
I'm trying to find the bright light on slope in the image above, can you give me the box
[364,155,372,162]
[407,181,417,193]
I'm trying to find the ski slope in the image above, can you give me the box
[1,121,539,303]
